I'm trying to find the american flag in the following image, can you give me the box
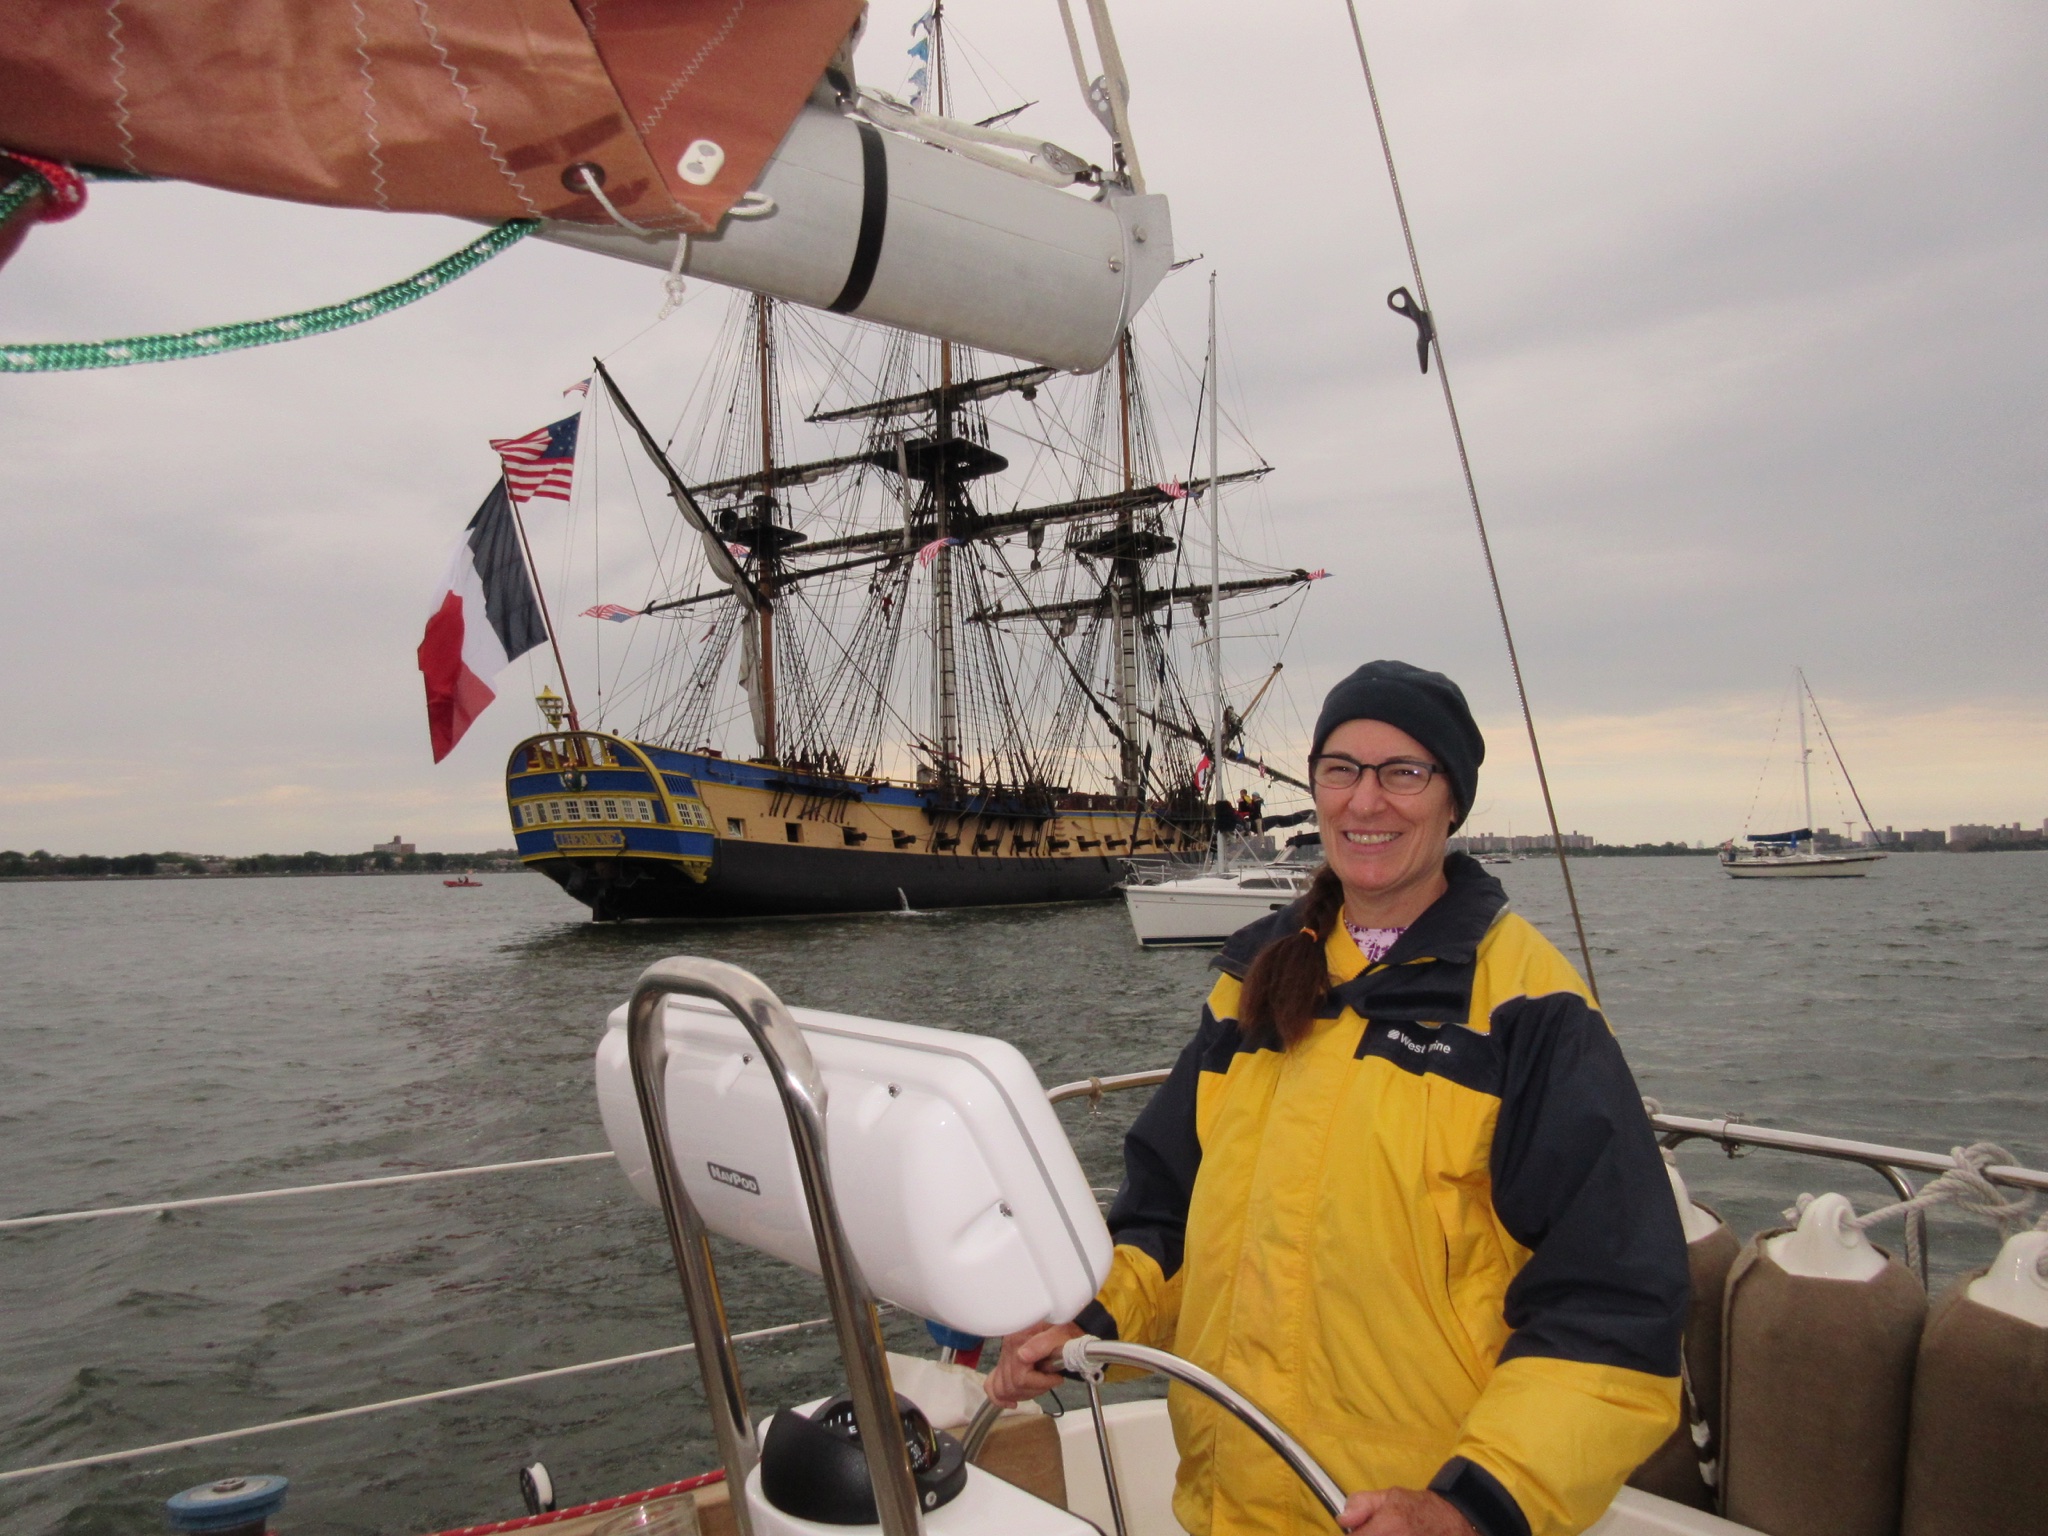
[917,535,961,568]
[1157,479,1189,499]
[491,414,581,505]
[1304,568,1330,581]
[581,603,638,623]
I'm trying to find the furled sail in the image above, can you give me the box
[1,1,1175,371]
[0,0,862,233]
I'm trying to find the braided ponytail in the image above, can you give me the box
[1238,865,1344,1046]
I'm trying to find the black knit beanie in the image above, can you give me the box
[1310,660,1485,831]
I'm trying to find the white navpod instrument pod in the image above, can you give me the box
[1900,1230,2048,1536]
[541,102,1174,374]
[1720,1194,1926,1536]
[1627,1159,1740,1512]
[594,995,1111,1340]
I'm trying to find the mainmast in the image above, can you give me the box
[754,294,779,763]
[933,338,962,784]
[1112,333,1144,799]
[929,2,962,787]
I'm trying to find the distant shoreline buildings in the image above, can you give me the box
[1836,820,2048,851]
[1449,818,2048,857]
[6,819,2047,881]
[1449,832,1596,854]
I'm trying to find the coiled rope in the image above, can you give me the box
[1787,1142,2043,1277]
[0,171,536,374]
[1338,1,1601,999]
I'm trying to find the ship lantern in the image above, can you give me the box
[536,687,568,730]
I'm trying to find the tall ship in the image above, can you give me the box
[504,292,1320,920]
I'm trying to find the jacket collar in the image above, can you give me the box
[1214,853,1508,980]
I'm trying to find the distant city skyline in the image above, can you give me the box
[12,812,2046,865]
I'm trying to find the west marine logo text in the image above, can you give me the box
[1383,1027,1454,1057]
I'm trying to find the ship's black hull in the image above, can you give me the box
[537,837,1168,920]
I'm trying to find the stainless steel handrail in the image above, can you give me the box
[626,957,924,1536]
[1648,1111,2048,1193]
[1063,1337,1348,1523]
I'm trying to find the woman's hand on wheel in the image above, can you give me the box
[1337,1488,1478,1534]
[984,1320,1085,1407]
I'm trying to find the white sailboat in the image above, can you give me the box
[1721,670,1887,879]
[1121,837,1321,946]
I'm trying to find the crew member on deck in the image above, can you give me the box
[990,660,1686,1536]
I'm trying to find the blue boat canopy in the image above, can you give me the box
[1747,828,1812,844]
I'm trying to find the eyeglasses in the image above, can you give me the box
[1308,755,1443,795]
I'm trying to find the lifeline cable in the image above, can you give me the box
[0,216,537,373]
[1339,1,1601,1000]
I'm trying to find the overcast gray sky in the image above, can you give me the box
[2,0,2043,854]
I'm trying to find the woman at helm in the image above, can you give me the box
[989,662,1686,1536]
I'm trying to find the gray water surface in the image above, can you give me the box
[2,855,2042,1534]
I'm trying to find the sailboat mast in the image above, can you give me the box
[1205,273,1224,847]
[929,3,961,786]
[1797,666,1813,837]
[1113,333,1143,799]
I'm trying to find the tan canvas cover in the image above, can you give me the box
[0,0,863,231]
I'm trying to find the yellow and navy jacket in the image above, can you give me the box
[1074,856,1686,1536]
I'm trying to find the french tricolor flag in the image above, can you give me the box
[417,483,548,762]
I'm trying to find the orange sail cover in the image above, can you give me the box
[0,0,864,232]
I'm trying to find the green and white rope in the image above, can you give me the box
[0,170,41,226]
[1,217,538,373]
